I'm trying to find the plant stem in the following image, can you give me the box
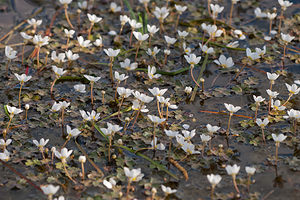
[226,113,232,139]
[61,138,70,149]
[81,162,85,180]
[211,185,215,200]
[50,78,58,100]
[22,43,25,64]
[261,127,266,144]
[135,42,141,62]
[61,108,65,137]
[109,58,114,83]
[247,175,251,192]
[157,100,162,118]
[119,24,124,35]
[6,59,11,77]
[275,142,279,166]
[129,30,133,46]
[282,93,292,106]
[254,103,259,122]
[118,96,125,119]
[278,9,283,34]
[64,5,74,29]
[90,81,94,106]
[88,23,94,40]
[4,115,13,139]
[175,14,180,30]
[269,19,272,35]
[148,35,152,48]
[232,175,240,194]
[190,53,208,101]
[18,83,23,108]
[229,3,234,26]
[36,47,40,69]
[126,180,132,200]
[108,135,112,162]
[63,162,77,184]
[153,123,156,150]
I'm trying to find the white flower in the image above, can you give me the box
[266,89,279,98]
[14,73,32,83]
[225,164,240,176]
[165,130,179,138]
[207,174,222,186]
[51,51,66,63]
[0,150,10,161]
[132,100,149,112]
[64,29,75,38]
[278,0,293,10]
[245,166,256,175]
[148,66,161,79]
[161,185,177,195]
[164,36,177,45]
[178,30,189,38]
[148,87,168,97]
[133,31,149,42]
[214,55,234,68]
[103,177,116,189]
[20,32,33,40]
[110,2,121,13]
[120,15,130,25]
[182,129,196,140]
[206,124,220,133]
[114,71,128,82]
[117,87,133,98]
[164,49,170,55]
[184,54,201,66]
[5,46,17,60]
[246,48,260,60]
[66,125,81,138]
[6,105,23,115]
[256,118,269,128]
[132,91,154,103]
[175,4,187,14]
[147,47,160,57]
[59,0,72,5]
[272,133,287,143]
[120,58,138,71]
[200,134,211,142]
[27,18,42,26]
[285,109,300,119]
[255,46,266,57]
[182,124,190,130]
[184,86,192,94]
[87,13,102,24]
[84,75,101,82]
[77,36,92,48]
[55,147,73,163]
[104,48,120,57]
[79,155,86,163]
[210,4,224,19]
[199,43,214,54]
[233,30,246,40]
[271,99,286,111]
[267,12,277,20]
[153,7,169,21]
[285,83,300,95]
[253,95,265,104]
[181,142,200,154]
[124,167,144,182]
[54,196,65,200]
[226,41,239,48]
[0,139,12,148]
[52,66,67,78]
[183,43,191,55]
[80,110,100,121]
[254,7,267,18]
[93,36,103,47]
[151,137,165,150]
[129,19,142,30]
[33,138,49,149]
[41,184,60,196]
[78,1,92,9]
[65,50,79,61]
[147,24,159,35]
[267,72,279,82]
[33,35,49,47]
[51,102,62,112]
[147,115,166,124]
[224,103,241,113]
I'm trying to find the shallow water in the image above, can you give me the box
[0,0,300,199]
